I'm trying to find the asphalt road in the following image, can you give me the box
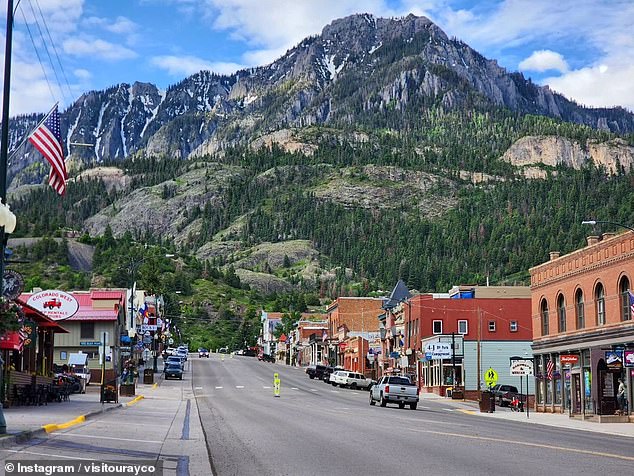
[194,355,633,476]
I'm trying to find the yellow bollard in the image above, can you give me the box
[273,372,280,397]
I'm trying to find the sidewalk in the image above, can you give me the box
[0,375,161,447]
[420,392,634,438]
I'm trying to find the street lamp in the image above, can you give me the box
[581,220,634,233]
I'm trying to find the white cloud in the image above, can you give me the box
[545,63,634,111]
[519,50,568,73]
[74,68,92,80]
[63,38,138,60]
[83,16,138,35]
[151,55,243,76]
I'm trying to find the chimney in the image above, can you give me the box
[587,235,599,246]
[602,232,616,240]
[549,251,560,261]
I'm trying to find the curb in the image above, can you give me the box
[0,402,123,448]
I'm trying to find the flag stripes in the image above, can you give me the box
[28,105,67,195]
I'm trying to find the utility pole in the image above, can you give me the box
[451,332,456,389]
[476,308,481,395]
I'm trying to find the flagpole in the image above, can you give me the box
[0,0,15,436]
[6,102,59,164]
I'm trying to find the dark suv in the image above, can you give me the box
[491,384,519,406]
[305,364,328,380]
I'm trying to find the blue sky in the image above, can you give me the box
[3,0,634,115]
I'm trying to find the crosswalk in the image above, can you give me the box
[195,385,368,393]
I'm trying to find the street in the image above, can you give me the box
[194,355,633,476]
[1,355,632,476]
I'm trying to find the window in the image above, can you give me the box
[432,320,443,334]
[60,351,67,360]
[575,289,585,329]
[458,320,468,335]
[595,283,605,325]
[619,277,631,321]
[557,294,566,332]
[80,322,95,339]
[541,299,549,335]
[510,321,518,332]
[488,321,496,332]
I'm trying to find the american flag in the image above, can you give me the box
[546,359,554,380]
[629,291,634,317]
[28,105,67,195]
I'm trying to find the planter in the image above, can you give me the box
[119,383,135,397]
[101,386,118,403]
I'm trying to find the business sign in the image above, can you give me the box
[3,270,24,300]
[510,359,534,376]
[424,342,452,360]
[624,350,634,367]
[605,350,623,369]
[560,354,579,365]
[26,290,79,320]
[80,341,102,346]
[141,324,158,333]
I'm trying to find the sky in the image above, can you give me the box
[2,0,633,116]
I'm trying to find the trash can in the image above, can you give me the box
[143,368,154,384]
[479,390,495,412]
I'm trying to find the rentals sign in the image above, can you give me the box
[509,359,534,376]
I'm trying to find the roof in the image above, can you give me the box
[90,290,125,300]
[383,280,411,310]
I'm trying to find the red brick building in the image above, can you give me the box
[530,231,634,418]
[326,297,383,374]
[401,286,533,399]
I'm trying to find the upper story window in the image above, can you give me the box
[458,320,468,335]
[595,282,606,326]
[540,299,549,335]
[488,321,496,332]
[575,289,585,329]
[557,294,566,332]
[80,322,95,339]
[510,321,518,332]
[619,276,631,321]
[432,320,443,334]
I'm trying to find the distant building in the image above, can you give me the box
[530,232,633,417]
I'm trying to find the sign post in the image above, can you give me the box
[273,373,280,397]
[509,356,534,418]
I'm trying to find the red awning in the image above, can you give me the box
[16,298,69,333]
[0,331,22,351]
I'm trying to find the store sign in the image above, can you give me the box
[424,342,452,360]
[141,324,158,333]
[560,354,579,365]
[510,359,534,376]
[605,350,623,369]
[26,290,79,320]
[80,341,102,346]
[625,350,634,367]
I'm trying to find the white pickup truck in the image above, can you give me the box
[369,375,419,410]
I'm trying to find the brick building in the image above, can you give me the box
[530,231,634,419]
[326,297,383,373]
[403,286,533,399]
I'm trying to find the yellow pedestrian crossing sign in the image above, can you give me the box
[484,368,498,387]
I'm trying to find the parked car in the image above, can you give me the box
[305,364,328,379]
[199,348,210,358]
[369,375,419,409]
[218,347,229,353]
[176,349,188,361]
[164,364,183,380]
[491,384,519,406]
[323,366,344,383]
[331,370,373,389]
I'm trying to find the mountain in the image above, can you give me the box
[7,14,634,295]
[7,13,634,188]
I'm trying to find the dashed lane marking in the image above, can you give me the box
[291,387,299,390]
[195,386,203,390]
[263,386,271,389]
[215,386,223,389]
[236,385,245,389]
[310,389,318,392]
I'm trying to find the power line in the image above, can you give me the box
[32,0,74,103]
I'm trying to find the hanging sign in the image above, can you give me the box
[510,359,534,376]
[26,290,79,320]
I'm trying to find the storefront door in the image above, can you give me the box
[572,373,582,414]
